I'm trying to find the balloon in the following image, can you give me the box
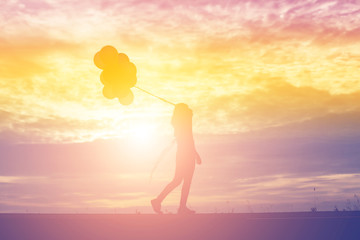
[114,84,130,98]
[128,75,137,88]
[126,62,137,87]
[99,45,118,67]
[118,90,134,105]
[94,52,105,69]
[100,71,107,85]
[118,53,130,63]
[101,68,121,85]
[128,62,137,75]
[102,86,116,99]
[95,46,138,105]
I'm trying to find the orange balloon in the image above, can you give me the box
[117,62,135,86]
[102,69,121,85]
[118,90,134,105]
[113,84,129,98]
[126,62,137,87]
[100,71,107,85]
[94,51,105,69]
[118,53,130,63]
[128,62,137,75]
[127,75,137,88]
[100,45,118,67]
[96,46,138,103]
[102,86,116,99]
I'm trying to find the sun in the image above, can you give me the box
[133,125,154,143]
[127,123,156,146]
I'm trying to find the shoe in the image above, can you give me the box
[151,199,163,214]
[178,206,195,214]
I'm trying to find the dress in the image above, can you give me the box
[174,124,196,179]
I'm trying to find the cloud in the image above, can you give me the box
[2,75,360,143]
[195,78,360,134]
[0,172,149,212]
[1,0,360,214]
[193,121,360,211]
[0,109,116,144]
[0,0,360,142]
[1,112,360,213]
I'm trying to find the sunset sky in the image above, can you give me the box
[1,0,360,213]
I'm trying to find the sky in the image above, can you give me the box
[1,0,360,213]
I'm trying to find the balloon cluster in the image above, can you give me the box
[94,45,137,105]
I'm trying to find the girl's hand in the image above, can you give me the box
[196,152,202,165]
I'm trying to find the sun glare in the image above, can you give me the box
[127,123,156,146]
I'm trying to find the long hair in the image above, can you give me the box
[171,103,193,138]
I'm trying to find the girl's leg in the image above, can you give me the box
[152,160,184,214]
[179,164,195,209]
[152,173,183,213]
[156,174,183,202]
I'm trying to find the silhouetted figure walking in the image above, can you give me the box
[151,103,201,214]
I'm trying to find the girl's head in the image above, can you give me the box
[171,103,193,128]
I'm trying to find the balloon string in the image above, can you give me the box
[134,86,175,106]
[149,139,176,184]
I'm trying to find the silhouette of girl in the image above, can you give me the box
[151,103,201,214]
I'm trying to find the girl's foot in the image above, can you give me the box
[151,199,163,214]
[178,206,195,214]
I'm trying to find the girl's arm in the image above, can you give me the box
[195,151,202,165]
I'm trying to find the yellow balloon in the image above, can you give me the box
[118,53,130,63]
[113,84,129,98]
[118,90,134,105]
[94,51,105,69]
[96,47,138,104]
[100,45,118,67]
[102,86,116,99]
[127,75,137,88]
[126,62,137,87]
[128,62,137,75]
[100,71,107,85]
[102,69,121,85]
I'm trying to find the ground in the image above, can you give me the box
[1,212,359,240]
